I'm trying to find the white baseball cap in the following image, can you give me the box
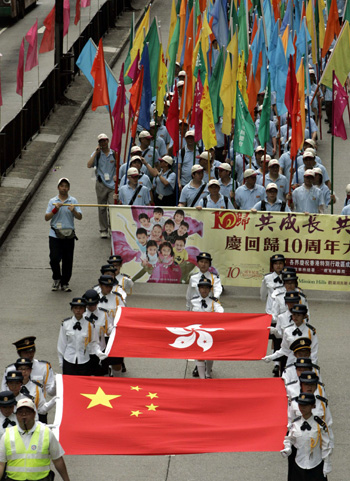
[177,80,185,88]
[191,164,204,174]
[263,154,272,163]
[127,167,139,176]
[303,148,316,159]
[313,167,323,176]
[185,130,195,138]
[218,163,231,172]
[208,179,220,187]
[304,169,315,177]
[131,146,142,154]
[268,159,280,167]
[255,146,264,153]
[57,177,70,186]
[346,184,350,194]
[243,169,257,179]
[266,182,278,191]
[199,151,210,161]
[16,398,36,412]
[178,70,186,77]
[304,138,316,148]
[160,155,174,166]
[130,155,142,164]
[97,133,108,141]
[139,130,153,139]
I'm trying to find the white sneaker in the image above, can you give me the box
[51,280,60,291]
[100,231,108,238]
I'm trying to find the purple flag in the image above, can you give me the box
[110,63,126,154]
[333,73,348,140]
[25,20,38,72]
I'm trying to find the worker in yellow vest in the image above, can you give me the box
[0,398,70,481]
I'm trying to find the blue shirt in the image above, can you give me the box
[341,204,350,215]
[118,183,151,206]
[235,184,266,210]
[292,163,330,185]
[46,195,82,238]
[119,163,148,180]
[179,181,208,207]
[119,173,152,190]
[253,199,291,212]
[219,179,238,198]
[153,169,176,196]
[90,149,116,189]
[292,185,324,213]
[278,152,304,185]
[179,145,199,185]
[255,119,277,155]
[199,194,234,209]
[256,173,289,201]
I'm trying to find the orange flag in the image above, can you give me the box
[322,0,341,57]
[91,38,110,110]
[177,0,187,61]
[247,68,257,120]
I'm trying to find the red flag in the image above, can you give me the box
[110,63,126,153]
[290,86,302,159]
[166,84,180,155]
[129,65,144,138]
[63,0,70,37]
[106,307,271,360]
[81,0,90,6]
[272,0,280,20]
[90,38,110,111]
[25,20,38,72]
[16,38,25,97]
[284,55,297,114]
[74,0,81,25]
[247,67,257,120]
[39,7,55,54]
[54,375,288,455]
[191,73,204,143]
[333,73,348,140]
[127,50,140,84]
[180,8,194,119]
[322,0,340,58]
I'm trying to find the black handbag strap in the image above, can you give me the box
[190,184,207,207]
[128,185,143,205]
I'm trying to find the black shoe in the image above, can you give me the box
[192,366,199,377]
[324,118,329,123]
[272,365,280,377]
[122,362,127,373]
[327,128,332,134]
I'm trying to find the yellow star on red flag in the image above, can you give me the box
[145,404,158,411]
[146,392,158,399]
[130,386,142,391]
[130,410,143,417]
[81,387,121,409]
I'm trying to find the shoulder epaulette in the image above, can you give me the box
[306,323,316,334]
[318,381,325,387]
[121,273,131,278]
[263,272,270,277]
[316,394,328,406]
[191,295,200,300]
[98,307,108,313]
[276,291,284,296]
[113,291,123,299]
[62,317,71,325]
[93,284,99,288]
[209,296,219,302]
[285,380,298,386]
[22,392,34,401]
[32,380,43,389]
[314,416,328,431]
[6,363,15,369]
[285,363,295,369]
[292,416,301,423]
[291,396,299,402]
[38,360,52,368]
[299,291,306,299]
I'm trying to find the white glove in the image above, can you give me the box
[43,396,59,412]
[280,447,292,458]
[97,352,108,361]
[268,326,278,335]
[323,460,332,476]
[262,355,273,363]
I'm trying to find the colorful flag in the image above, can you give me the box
[54,375,288,455]
[25,20,38,72]
[125,7,150,79]
[200,76,217,150]
[296,61,306,146]
[344,0,350,23]
[156,46,167,116]
[285,55,297,115]
[320,21,350,88]
[167,17,180,88]
[275,36,288,115]
[129,66,144,139]
[316,0,326,51]
[209,48,224,124]
[39,7,55,54]
[290,86,302,159]
[138,43,152,130]
[306,0,317,63]
[144,18,160,98]
[110,63,126,154]
[123,14,134,83]
[191,73,204,143]
[258,73,271,147]
[166,84,180,155]
[322,0,340,57]
[238,0,249,61]
[211,0,229,48]
[63,0,70,37]
[220,54,233,135]
[180,7,194,119]
[107,307,270,360]
[166,0,178,60]
[333,73,348,139]
[91,38,110,111]
[81,0,90,7]
[74,0,80,25]
[177,0,187,62]
[234,87,256,157]
[16,38,25,97]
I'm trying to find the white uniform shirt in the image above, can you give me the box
[186,271,223,311]
[292,184,325,213]
[94,285,126,306]
[116,273,134,294]
[190,295,224,313]
[271,321,318,364]
[271,287,309,322]
[0,413,17,438]
[83,308,113,351]
[19,380,46,414]
[2,359,55,397]
[260,272,283,315]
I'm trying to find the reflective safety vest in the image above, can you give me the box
[4,424,51,480]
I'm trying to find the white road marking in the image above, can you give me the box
[0,28,7,36]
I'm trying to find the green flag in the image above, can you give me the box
[238,0,249,61]
[258,73,271,147]
[344,0,350,23]
[234,87,255,157]
[167,18,180,88]
[209,48,224,124]
[124,15,134,85]
[230,0,239,34]
[194,42,207,85]
[144,18,161,97]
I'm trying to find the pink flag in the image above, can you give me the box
[25,20,38,72]
[111,63,126,153]
[127,50,140,84]
[333,73,348,140]
[16,38,25,96]
[74,0,80,25]
[81,0,90,7]
[63,0,70,37]
[191,72,204,143]
[0,54,3,107]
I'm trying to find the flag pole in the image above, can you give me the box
[0,53,2,129]
[262,142,267,185]
[331,70,335,214]
[37,19,41,134]
[123,106,132,163]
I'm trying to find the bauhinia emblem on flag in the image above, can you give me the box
[54,375,288,455]
[167,324,224,352]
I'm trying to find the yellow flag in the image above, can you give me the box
[320,21,350,88]
[126,7,150,76]
[281,25,289,55]
[317,0,325,50]
[156,46,168,116]
[229,32,239,119]
[237,51,248,107]
[306,0,317,64]
[296,61,305,149]
[177,0,187,61]
[200,11,212,72]
[220,54,233,135]
[200,76,217,149]
[166,0,177,60]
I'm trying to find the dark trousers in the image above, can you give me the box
[49,236,75,285]
[62,359,93,376]
[288,447,327,481]
[325,101,332,127]
[154,192,176,206]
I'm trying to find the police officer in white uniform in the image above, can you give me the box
[0,391,17,438]
[186,252,222,311]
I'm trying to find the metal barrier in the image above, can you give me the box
[0,0,124,177]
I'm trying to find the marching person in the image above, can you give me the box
[0,398,71,481]
[117,167,151,206]
[260,254,285,316]
[94,274,126,314]
[145,155,177,206]
[291,169,325,214]
[196,179,234,210]
[178,165,207,207]
[0,391,17,438]
[87,133,116,238]
[234,169,266,210]
[251,182,290,212]
[107,255,134,295]
[190,278,224,380]
[45,177,82,292]
[57,298,107,376]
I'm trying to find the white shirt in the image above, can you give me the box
[292,184,324,213]
[190,295,224,313]
[116,273,134,294]
[0,422,64,462]
[260,272,283,315]
[271,287,309,322]
[84,307,113,351]
[0,413,17,439]
[2,359,56,397]
[186,271,223,310]
[94,289,126,318]
[270,321,318,364]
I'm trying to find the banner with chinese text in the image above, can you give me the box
[110,206,350,291]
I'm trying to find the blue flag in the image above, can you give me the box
[211,0,229,48]
[275,37,288,115]
[268,20,279,91]
[280,0,292,35]
[139,43,152,130]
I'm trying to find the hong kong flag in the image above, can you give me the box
[54,375,287,455]
[105,307,271,360]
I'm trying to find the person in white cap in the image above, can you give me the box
[87,133,117,238]
[178,130,200,188]
[279,138,304,186]
[296,139,322,165]
[149,121,167,157]
[255,153,271,181]
[197,151,216,184]
[0,398,71,481]
[119,156,152,191]
[218,162,238,198]
[196,179,234,209]
[178,165,207,207]
[234,169,266,210]
[118,146,148,180]
[257,159,289,201]
[45,178,82,292]
[145,156,177,206]
[138,130,159,172]
[255,111,277,156]
[117,167,151,206]
[251,183,291,212]
[292,149,331,189]
[291,169,325,213]
[312,167,334,210]
[341,184,350,212]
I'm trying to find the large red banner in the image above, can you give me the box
[105,307,271,360]
[54,375,287,455]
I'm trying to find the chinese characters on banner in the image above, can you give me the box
[109,206,350,291]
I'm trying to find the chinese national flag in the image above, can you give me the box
[54,375,287,455]
[105,307,271,360]
[91,38,110,111]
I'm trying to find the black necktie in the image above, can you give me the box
[86,314,98,322]
[301,421,311,431]
[201,299,208,309]
[100,296,108,303]
[73,321,82,330]
[2,418,16,428]
[274,276,283,283]
[292,327,302,336]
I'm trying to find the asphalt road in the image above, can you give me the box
[0,0,349,479]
